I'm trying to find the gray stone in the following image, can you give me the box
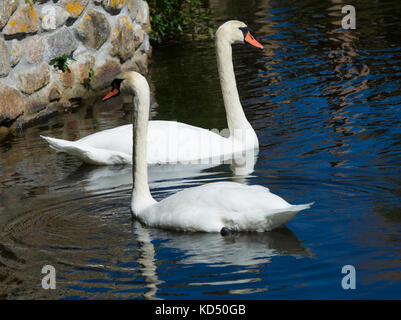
[101,0,126,14]
[41,5,71,31]
[110,16,137,63]
[8,39,23,67]
[0,0,19,30]
[60,0,89,19]
[59,66,75,88]
[0,126,9,141]
[129,0,150,33]
[3,5,40,36]
[133,23,145,45]
[75,9,110,50]
[12,104,60,133]
[142,32,151,54]
[25,35,45,64]
[18,64,51,95]
[46,27,78,61]
[0,38,11,77]
[47,84,62,102]
[0,83,24,125]
[128,0,140,20]
[91,59,121,91]
[132,46,148,73]
[141,1,151,33]
[76,52,95,84]
[122,36,149,73]
[25,100,48,116]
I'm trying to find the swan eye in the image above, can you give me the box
[239,26,257,40]
[239,26,249,38]
[111,78,124,89]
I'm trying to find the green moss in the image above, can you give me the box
[88,68,95,82]
[52,54,76,73]
[83,68,95,89]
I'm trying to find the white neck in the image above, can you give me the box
[216,35,255,142]
[130,76,156,214]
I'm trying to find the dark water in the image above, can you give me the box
[1,0,401,299]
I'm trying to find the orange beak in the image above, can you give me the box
[245,32,264,49]
[103,88,119,102]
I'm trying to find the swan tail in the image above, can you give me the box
[263,202,314,230]
[40,135,76,153]
[287,202,314,212]
[222,202,314,232]
[40,135,130,165]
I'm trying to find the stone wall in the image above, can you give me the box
[0,0,151,137]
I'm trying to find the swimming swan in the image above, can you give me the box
[126,71,313,234]
[40,20,263,166]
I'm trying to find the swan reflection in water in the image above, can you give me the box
[153,226,314,266]
[132,221,313,298]
[64,149,258,194]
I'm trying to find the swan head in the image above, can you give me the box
[102,71,149,102]
[216,20,263,49]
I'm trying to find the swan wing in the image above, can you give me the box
[41,121,231,165]
[147,121,231,164]
[77,124,133,155]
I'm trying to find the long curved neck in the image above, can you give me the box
[131,79,156,214]
[216,36,253,139]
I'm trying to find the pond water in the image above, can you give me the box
[1,0,401,299]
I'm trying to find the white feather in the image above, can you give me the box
[137,181,313,232]
[41,21,258,167]
[125,66,313,233]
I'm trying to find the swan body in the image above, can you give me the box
[41,20,262,166]
[125,67,312,233]
[41,121,256,166]
[139,181,312,232]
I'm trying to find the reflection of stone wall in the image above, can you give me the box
[0,0,151,135]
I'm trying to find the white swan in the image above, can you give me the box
[126,71,313,234]
[40,20,263,166]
